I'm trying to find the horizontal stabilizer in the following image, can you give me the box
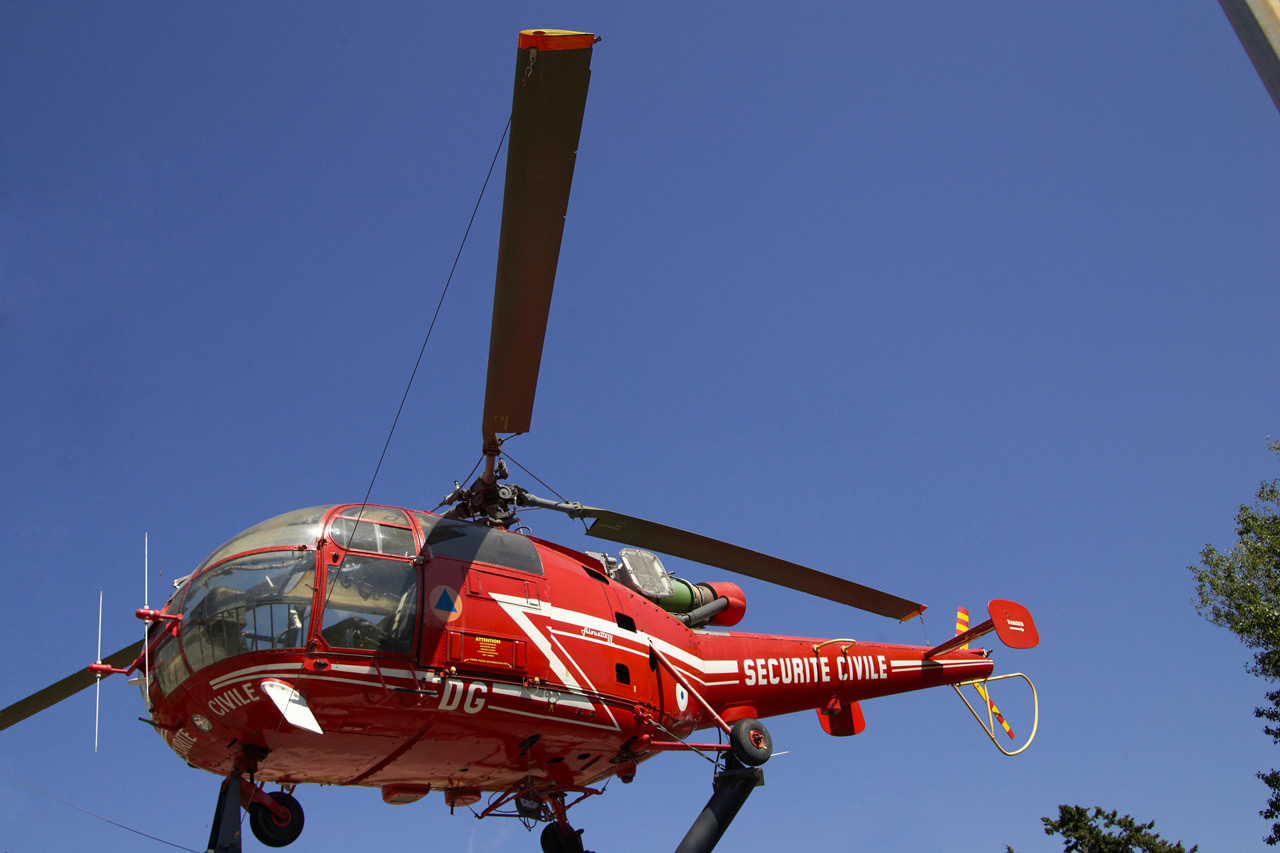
[925,599,1038,658]
[817,697,865,737]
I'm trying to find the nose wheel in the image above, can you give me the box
[539,791,592,853]
[206,764,306,852]
[248,790,305,848]
[540,821,587,853]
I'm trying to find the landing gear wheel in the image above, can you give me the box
[540,821,586,853]
[729,718,773,766]
[248,790,305,848]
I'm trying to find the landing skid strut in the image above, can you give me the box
[206,771,243,853]
[205,756,304,852]
[673,757,765,853]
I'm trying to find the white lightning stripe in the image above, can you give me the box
[495,594,722,678]
[546,631,621,730]
[210,667,420,694]
[487,680,597,712]
[208,661,419,691]
[497,607,624,727]
[328,662,419,679]
[488,683,525,698]
[703,660,739,675]
[487,682,622,731]
[493,598,582,690]
[488,703,626,731]
[514,598,712,691]
[283,673,431,691]
[494,595,715,726]
[546,627,716,687]
[209,663,307,689]
[549,628,630,655]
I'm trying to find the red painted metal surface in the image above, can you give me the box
[123,503,1019,809]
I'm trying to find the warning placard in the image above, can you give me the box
[448,631,526,671]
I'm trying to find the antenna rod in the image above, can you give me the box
[144,533,151,713]
[95,590,103,753]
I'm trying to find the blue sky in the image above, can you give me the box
[2,3,1278,851]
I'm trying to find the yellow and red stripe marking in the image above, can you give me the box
[975,681,1015,739]
[956,606,1014,739]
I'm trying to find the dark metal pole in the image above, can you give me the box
[205,772,243,853]
[1219,0,1280,115]
[673,760,764,853]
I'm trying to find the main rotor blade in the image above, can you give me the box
[581,509,926,621]
[482,30,595,439]
[0,640,142,732]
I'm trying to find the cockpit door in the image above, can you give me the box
[315,507,420,656]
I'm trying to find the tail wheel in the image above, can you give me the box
[729,718,773,767]
[248,790,305,848]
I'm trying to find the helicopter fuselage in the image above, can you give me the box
[141,503,992,806]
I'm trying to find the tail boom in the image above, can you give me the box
[696,632,994,725]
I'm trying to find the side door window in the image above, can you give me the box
[318,507,418,655]
[320,554,418,654]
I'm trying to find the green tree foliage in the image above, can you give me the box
[1004,805,1196,852]
[1191,438,1280,845]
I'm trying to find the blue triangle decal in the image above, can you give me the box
[434,590,457,613]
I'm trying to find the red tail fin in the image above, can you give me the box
[926,599,1039,658]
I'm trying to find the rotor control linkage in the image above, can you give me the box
[441,482,589,528]
[440,462,521,525]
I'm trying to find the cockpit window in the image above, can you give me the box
[328,507,415,557]
[411,512,543,575]
[195,506,331,575]
[179,550,317,674]
[320,555,417,654]
[152,629,189,697]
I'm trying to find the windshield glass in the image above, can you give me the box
[180,550,317,674]
[152,630,189,696]
[195,506,331,575]
[328,506,415,557]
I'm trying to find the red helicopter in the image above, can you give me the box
[0,29,1040,853]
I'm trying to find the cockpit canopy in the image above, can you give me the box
[151,504,542,697]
